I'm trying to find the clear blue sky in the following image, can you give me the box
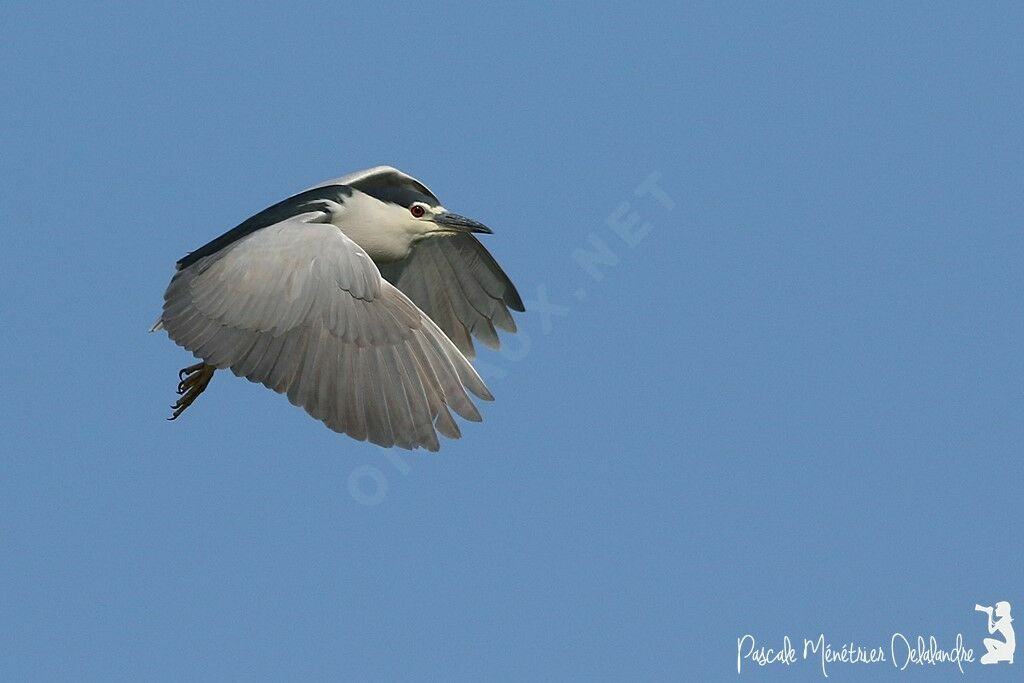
[1,2,1021,680]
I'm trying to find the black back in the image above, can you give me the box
[177,185,353,269]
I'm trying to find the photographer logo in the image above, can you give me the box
[736,601,1014,676]
[975,601,1014,665]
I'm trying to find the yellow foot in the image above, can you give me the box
[168,363,216,421]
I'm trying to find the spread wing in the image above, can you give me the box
[158,212,492,451]
[379,235,525,358]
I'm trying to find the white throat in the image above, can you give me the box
[329,193,424,263]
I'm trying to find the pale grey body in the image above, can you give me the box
[153,166,523,451]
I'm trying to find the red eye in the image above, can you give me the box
[410,205,425,218]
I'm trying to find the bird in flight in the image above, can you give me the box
[152,166,524,451]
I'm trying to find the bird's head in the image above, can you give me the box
[401,200,493,239]
[332,168,493,262]
[341,193,493,263]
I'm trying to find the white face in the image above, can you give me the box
[331,193,452,263]
[406,201,454,237]
[329,186,491,263]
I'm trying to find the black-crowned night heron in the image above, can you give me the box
[152,166,524,451]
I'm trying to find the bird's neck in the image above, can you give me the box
[340,227,409,263]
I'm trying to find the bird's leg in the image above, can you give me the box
[168,363,216,421]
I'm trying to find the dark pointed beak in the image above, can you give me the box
[432,212,493,234]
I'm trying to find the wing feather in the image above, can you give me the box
[380,234,524,359]
[159,214,489,450]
